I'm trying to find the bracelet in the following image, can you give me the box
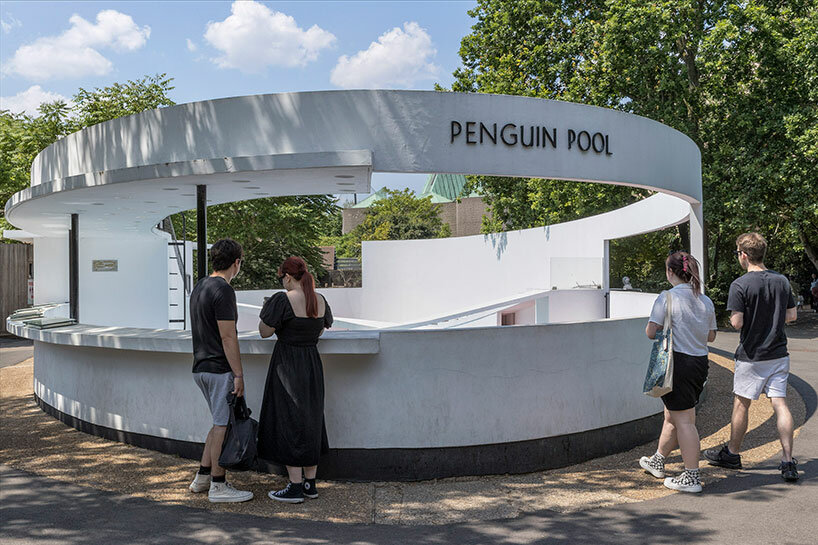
[234,374,243,379]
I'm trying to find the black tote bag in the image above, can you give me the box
[218,394,259,471]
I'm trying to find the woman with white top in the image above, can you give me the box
[639,251,717,493]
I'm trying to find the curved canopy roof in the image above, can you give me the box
[5,90,701,238]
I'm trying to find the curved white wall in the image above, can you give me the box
[32,316,660,449]
[360,193,688,323]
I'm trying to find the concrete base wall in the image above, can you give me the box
[32,316,660,467]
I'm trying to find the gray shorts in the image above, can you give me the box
[733,356,789,400]
[194,372,234,426]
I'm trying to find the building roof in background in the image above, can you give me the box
[351,174,480,208]
[421,173,479,201]
[350,187,390,208]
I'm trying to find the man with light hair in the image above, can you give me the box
[705,232,799,481]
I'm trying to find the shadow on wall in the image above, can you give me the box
[484,231,508,260]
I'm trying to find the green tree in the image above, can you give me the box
[339,189,451,258]
[171,197,339,290]
[1,74,176,240]
[450,0,818,304]
[69,74,175,129]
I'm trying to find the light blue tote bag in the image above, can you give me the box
[643,292,674,397]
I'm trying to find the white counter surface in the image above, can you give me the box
[6,320,380,354]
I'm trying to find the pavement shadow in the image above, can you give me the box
[1,464,711,545]
[700,457,816,500]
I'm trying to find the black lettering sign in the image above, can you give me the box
[577,131,591,151]
[449,121,610,156]
[543,127,557,148]
[501,123,518,146]
[451,121,462,143]
[567,129,576,150]
[592,132,605,153]
[480,122,497,145]
[466,121,477,144]
[520,125,535,148]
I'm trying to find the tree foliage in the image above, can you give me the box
[1,74,177,240]
[171,196,339,291]
[450,0,818,303]
[328,189,451,258]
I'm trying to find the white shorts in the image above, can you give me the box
[733,356,790,400]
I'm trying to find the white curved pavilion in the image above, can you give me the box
[5,90,702,479]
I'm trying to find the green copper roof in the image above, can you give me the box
[420,173,476,201]
[350,186,389,208]
[352,174,480,208]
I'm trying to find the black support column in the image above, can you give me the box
[196,185,207,282]
[69,213,79,321]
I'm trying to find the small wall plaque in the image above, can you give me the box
[92,260,118,272]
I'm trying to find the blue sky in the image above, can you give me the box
[0,0,477,197]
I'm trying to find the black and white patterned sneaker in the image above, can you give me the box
[639,453,666,478]
[268,482,304,504]
[302,478,318,499]
[664,469,703,493]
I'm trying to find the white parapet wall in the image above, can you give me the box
[609,291,662,319]
[26,316,660,450]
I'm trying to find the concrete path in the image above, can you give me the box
[0,337,33,368]
[1,318,815,544]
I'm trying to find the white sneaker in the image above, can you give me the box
[189,473,211,493]
[663,471,703,493]
[639,455,665,478]
[208,481,254,503]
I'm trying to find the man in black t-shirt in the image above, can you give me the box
[187,238,253,502]
[705,232,799,481]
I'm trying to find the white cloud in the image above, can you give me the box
[203,1,335,73]
[2,10,150,80]
[186,38,197,52]
[0,85,70,115]
[330,22,439,89]
[1,14,22,33]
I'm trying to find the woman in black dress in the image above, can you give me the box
[257,256,332,503]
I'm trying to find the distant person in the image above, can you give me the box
[811,273,818,312]
[640,251,716,493]
[704,233,799,481]
[622,276,633,290]
[257,257,333,503]
[188,239,253,503]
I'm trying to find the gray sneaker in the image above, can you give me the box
[208,481,254,503]
[663,470,703,493]
[189,472,211,493]
[639,454,665,478]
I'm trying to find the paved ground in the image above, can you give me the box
[0,336,33,368]
[1,312,816,544]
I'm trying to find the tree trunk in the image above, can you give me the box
[797,224,818,272]
[678,221,690,250]
[709,225,721,284]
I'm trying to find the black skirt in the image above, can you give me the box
[661,351,709,411]
[257,341,329,467]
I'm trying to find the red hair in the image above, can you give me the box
[278,257,318,318]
